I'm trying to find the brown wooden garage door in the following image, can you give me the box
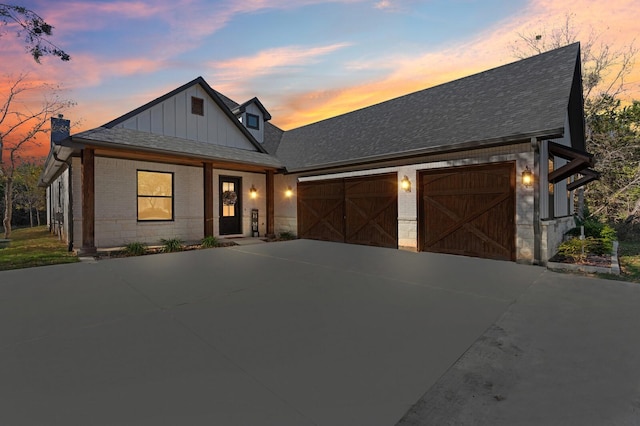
[298,174,398,248]
[419,163,515,261]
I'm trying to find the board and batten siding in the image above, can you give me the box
[242,102,265,143]
[114,84,256,150]
[539,113,574,220]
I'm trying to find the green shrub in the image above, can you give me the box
[201,235,220,248]
[570,217,605,238]
[278,231,296,240]
[600,224,617,252]
[557,237,591,262]
[160,238,183,252]
[124,241,146,256]
[566,216,617,253]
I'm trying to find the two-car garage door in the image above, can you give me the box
[297,173,398,248]
[297,163,515,261]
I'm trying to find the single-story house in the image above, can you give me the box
[39,42,597,264]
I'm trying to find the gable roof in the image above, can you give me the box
[232,97,272,121]
[276,43,583,172]
[102,76,268,154]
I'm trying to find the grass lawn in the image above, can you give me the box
[618,240,640,283]
[0,226,79,271]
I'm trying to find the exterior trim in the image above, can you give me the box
[284,130,563,174]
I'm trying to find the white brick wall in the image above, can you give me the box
[274,174,298,236]
[541,216,575,264]
[71,157,270,248]
[90,157,204,247]
[68,142,560,263]
[276,144,541,263]
[213,169,267,237]
[71,157,82,249]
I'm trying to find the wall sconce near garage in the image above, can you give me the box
[522,166,533,187]
[249,185,258,198]
[285,186,294,198]
[401,175,411,192]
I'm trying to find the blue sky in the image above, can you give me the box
[1,0,638,157]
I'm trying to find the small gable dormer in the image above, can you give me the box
[233,97,271,143]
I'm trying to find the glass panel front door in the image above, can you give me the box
[219,176,242,235]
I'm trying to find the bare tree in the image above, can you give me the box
[0,73,74,238]
[0,3,70,62]
[510,14,639,225]
[510,13,637,118]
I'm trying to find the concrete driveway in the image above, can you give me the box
[0,240,638,425]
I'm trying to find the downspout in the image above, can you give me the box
[532,137,541,265]
[53,151,74,252]
[47,186,52,233]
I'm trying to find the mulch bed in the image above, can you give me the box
[547,253,612,268]
[93,241,238,260]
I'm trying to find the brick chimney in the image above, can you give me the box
[50,114,70,146]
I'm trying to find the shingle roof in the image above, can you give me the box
[73,127,282,169]
[276,43,582,172]
[262,122,284,155]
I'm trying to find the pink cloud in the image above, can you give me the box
[210,43,352,79]
[39,1,177,32]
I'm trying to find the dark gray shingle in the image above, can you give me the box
[276,43,581,171]
[74,127,282,168]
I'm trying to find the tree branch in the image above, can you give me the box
[0,3,70,62]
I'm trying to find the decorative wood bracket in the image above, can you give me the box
[567,169,600,191]
[548,141,597,185]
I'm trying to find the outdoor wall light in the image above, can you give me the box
[522,166,533,187]
[249,185,257,198]
[285,186,293,198]
[401,175,411,192]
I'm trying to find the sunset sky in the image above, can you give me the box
[1,0,639,159]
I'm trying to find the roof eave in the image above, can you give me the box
[38,142,76,186]
[72,136,283,170]
[284,129,564,174]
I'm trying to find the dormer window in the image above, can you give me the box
[246,113,259,130]
[191,97,204,116]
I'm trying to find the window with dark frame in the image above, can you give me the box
[246,113,259,130]
[137,170,174,221]
[191,96,204,116]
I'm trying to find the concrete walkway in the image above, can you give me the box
[0,240,638,425]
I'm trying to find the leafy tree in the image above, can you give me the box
[510,14,639,226]
[0,3,70,62]
[13,161,45,227]
[0,73,74,238]
[587,99,640,221]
